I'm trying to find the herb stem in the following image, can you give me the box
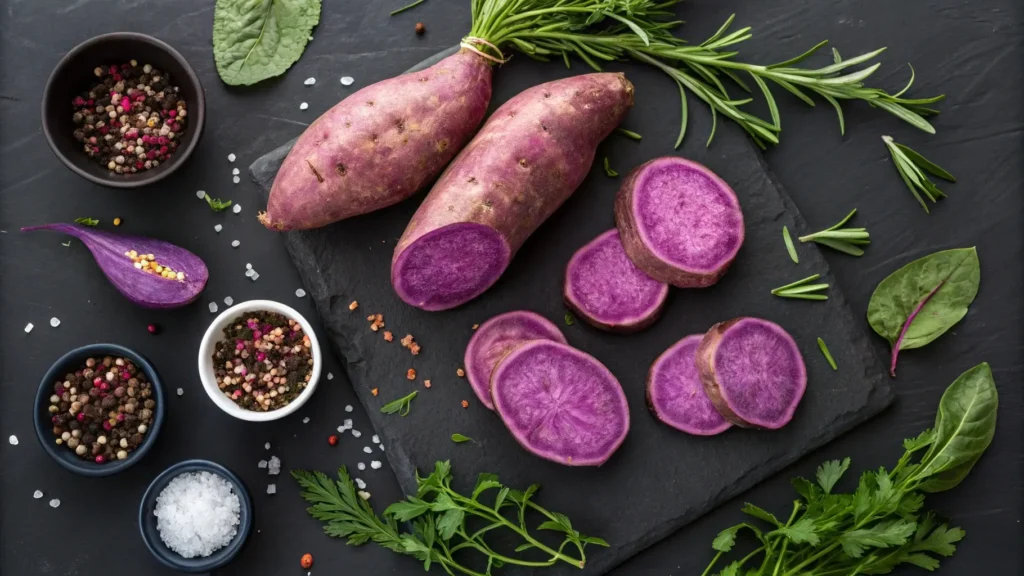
[700,551,723,576]
[771,274,820,293]
[389,0,425,16]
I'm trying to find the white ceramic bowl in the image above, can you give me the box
[198,299,322,421]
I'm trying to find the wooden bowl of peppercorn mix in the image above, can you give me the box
[41,32,205,188]
[33,343,165,477]
[198,300,322,422]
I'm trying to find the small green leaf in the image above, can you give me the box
[205,195,233,212]
[581,535,609,547]
[389,0,426,16]
[817,338,838,371]
[782,225,799,263]
[773,517,819,545]
[537,520,569,533]
[514,543,536,553]
[494,487,510,510]
[564,312,575,326]
[816,458,851,494]
[712,525,741,552]
[436,508,464,541]
[603,157,619,177]
[451,433,472,443]
[74,217,99,226]
[741,503,781,527]
[380,391,417,416]
[616,128,643,141]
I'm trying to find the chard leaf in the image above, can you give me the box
[866,248,980,376]
[213,0,322,86]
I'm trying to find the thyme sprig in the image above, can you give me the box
[799,209,870,256]
[882,136,956,213]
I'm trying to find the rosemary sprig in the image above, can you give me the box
[782,226,799,264]
[603,157,618,177]
[799,209,870,256]
[817,337,838,371]
[380,391,417,416]
[390,0,426,16]
[772,274,829,301]
[293,461,607,575]
[616,128,643,141]
[883,136,956,213]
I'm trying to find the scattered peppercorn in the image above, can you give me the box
[300,553,314,569]
[406,368,416,380]
[400,334,421,355]
[147,323,159,334]
[461,400,469,409]
[349,300,359,311]
[113,217,122,226]
[46,355,156,463]
[71,61,188,175]
[367,313,384,332]
[211,311,313,412]
[371,388,379,396]
[424,380,432,389]
[383,331,393,342]
[472,324,479,330]
[456,368,465,378]
[327,435,338,446]
[415,22,426,35]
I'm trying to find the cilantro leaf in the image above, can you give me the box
[816,457,851,494]
[838,518,917,558]
[911,513,964,557]
[773,517,819,545]
[741,503,782,527]
[717,561,741,576]
[436,508,464,541]
[903,429,934,452]
[712,526,741,552]
[792,476,823,502]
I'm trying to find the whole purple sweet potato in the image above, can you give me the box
[615,157,745,288]
[392,73,634,311]
[260,50,492,231]
[490,340,629,466]
[695,318,806,429]
[647,334,732,436]
[564,228,669,333]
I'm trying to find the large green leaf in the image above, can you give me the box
[213,0,321,86]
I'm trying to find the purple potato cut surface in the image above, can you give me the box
[647,334,732,435]
[564,228,669,332]
[464,310,567,410]
[615,157,745,287]
[490,340,629,466]
[696,318,807,429]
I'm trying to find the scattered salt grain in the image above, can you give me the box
[355,478,366,490]
[232,204,242,214]
[268,456,281,475]
[224,296,234,306]
[380,444,385,452]
[177,388,184,396]
[245,269,255,278]
[155,471,240,559]
[296,288,307,298]
[327,372,333,380]
[8,435,18,445]
[233,176,241,184]
[246,263,252,270]
[345,405,353,413]
[267,484,277,495]
[343,419,353,428]
[363,446,372,454]
[196,190,206,199]
[265,442,271,450]
[33,490,43,499]
[228,154,236,162]
[231,240,240,248]
[341,76,354,86]
[302,417,310,424]
[50,317,60,328]
[357,462,366,471]
[209,302,219,313]
[371,461,382,470]
[299,102,309,111]
[258,460,268,469]
[49,499,60,508]
[251,272,260,281]
[232,168,240,176]
[372,435,380,444]
[304,77,316,86]
[358,490,371,500]
[351,430,362,438]
[214,224,223,233]
[24,323,33,333]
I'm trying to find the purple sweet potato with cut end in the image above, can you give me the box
[490,340,629,466]
[564,228,669,333]
[695,318,806,429]
[465,310,567,411]
[647,334,732,435]
[615,157,745,288]
[21,223,208,309]
[392,73,635,311]
[260,50,492,231]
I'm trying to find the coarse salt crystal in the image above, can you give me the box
[258,460,268,469]
[8,435,18,445]
[49,499,60,508]
[358,490,371,500]
[343,419,353,428]
[245,269,255,278]
[246,263,252,270]
[345,405,353,413]
[351,430,362,438]
[355,478,366,489]
[267,484,277,495]
[357,462,366,471]
[155,471,240,558]
[228,154,236,162]
[295,288,307,298]
[233,176,241,184]
[371,460,382,470]
[24,323,33,333]
[224,296,234,306]
[304,77,316,86]
[363,446,372,454]
[33,490,43,499]
[250,272,260,281]
[268,456,281,475]
[299,102,309,111]
[232,168,240,176]
[380,444,385,451]
[327,372,334,380]
[341,76,354,86]
[50,317,60,328]
[372,435,380,444]
[232,204,242,214]
[265,442,271,450]
[196,190,206,199]
[177,388,184,396]
[231,240,240,248]
[209,302,219,313]
[302,417,310,424]
[214,224,223,233]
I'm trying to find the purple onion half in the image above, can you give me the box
[22,223,208,309]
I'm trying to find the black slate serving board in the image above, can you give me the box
[250,49,894,575]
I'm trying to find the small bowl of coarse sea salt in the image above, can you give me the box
[139,459,252,573]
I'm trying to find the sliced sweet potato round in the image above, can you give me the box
[647,334,732,435]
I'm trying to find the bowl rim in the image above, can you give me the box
[138,459,253,573]
[41,31,206,189]
[33,343,166,477]
[197,299,322,422]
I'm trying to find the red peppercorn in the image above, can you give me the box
[159,145,168,155]
[116,413,125,422]
[168,109,177,118]
[102,421,112,431]
[95,455,106,464]
[108,65,118,75]
[327,435,338,446]
[415,22,426,35]
[148,323,158,334]
[300,554,313,569]
[99,382,110,391]
[93,377,103,386]
[135,161,144,170]
[77,413,85,422]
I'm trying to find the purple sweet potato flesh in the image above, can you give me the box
[647,334,732,435]
[564,229,669,333]
[260,50,492,231]
[695,318,806,429]
[490,340,629,466]
[392,73,634,310]
[21,223,208,309]
[615,157,745,288]
[464,310,567,410]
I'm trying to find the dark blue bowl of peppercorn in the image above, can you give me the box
[33,343,165,477]
[41,32,205,189]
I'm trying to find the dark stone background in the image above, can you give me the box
[1,1,1020,575]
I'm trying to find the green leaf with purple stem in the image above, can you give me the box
[867,248,980,376]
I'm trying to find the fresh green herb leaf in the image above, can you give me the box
[867,248,980,376]
[838,518,917,558]
[817,338,838,371]
[772,517,819,545]
[451,433,472,443]
[390,0,425,16]
[771,274,829,300]
[213,0,322,86]
[564,312,575,326]
[74,218,99,226]
[882,136,955,212]
[204,195,233,212]
[799,209,869,256]
[712,526,741,553]
[741,503,781,527]
[380,391,418,416]
[816,458,850,494]
[603,157,618,177]
[782,226,799,263]
[616,128,643,141]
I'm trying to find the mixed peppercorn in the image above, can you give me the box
[212,311,313,411]
[47,355,157,463]
[71,60,188,174]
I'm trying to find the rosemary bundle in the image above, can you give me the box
[882,136,956,213]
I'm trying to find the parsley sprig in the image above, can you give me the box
[294,461,607,575]
[702,362,997,576]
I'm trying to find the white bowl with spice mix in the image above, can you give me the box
[198,299,322,421]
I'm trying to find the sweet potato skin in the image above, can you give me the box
[393,73,634,262]
[260,50,492,231]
